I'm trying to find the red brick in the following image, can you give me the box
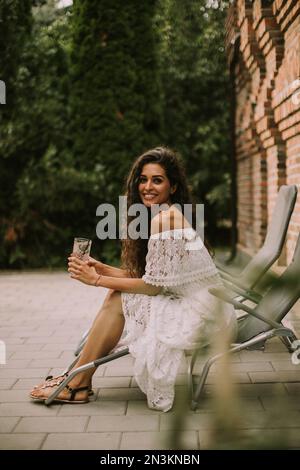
[227,0,300,262]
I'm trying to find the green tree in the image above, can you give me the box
[0,0,230,268]
[0,0,32,117]
[69,0,164,263]
[0,0,33,264]
[0,0,75,266]
[70,0,164,198]
[156,0,231,244]
[0,0,165,268]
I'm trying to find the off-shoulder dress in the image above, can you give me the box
[119,227,237,412]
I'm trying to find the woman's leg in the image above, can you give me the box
[70,289,125,381]
[30,289,125,401]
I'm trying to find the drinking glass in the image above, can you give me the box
[73,237,92,261]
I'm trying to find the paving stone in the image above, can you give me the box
[240,351,292,362]
[0,272,299,451]
[249,370,300,383]
[239,428,300,449]
[92,377,131,388]
[12,378,46,390]
[41,343,77,351]
[238,410,300,429]
[161,413,212,431]
[284,383,300,395]
[263,338,286,350]
[10,329,57,338]
[29,359,72,368]
[0,379,17,390]
[1,359,31,369]
[205,372,251,384]
[0,417,20,433]
[0,368,50,379]
[270,361,300,371]
[104,365,134,377]
[25,336,72,344]
[57,400,126,416]
[261,396,300,411]
[0,402,60,417]
[97,387,146,401]
[88,414,159,432]
[0,390,32,403]
[198,429,211,450]
[0,328,13,337]
[120,431,199,450]
[42,432,120,450]
[188,396,264,413]
[58,350,81,361]
[0,433,46,450]
[191,352,242,363]
[14,416,88,433]
[1,338,25,345]
[126,400,164,415]
[104,355,134,367]
[233,383,288,397]
[198,428,300,450]
[229,362,274,372]
[10,350,61,360]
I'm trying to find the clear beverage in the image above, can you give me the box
[73,237,92,261]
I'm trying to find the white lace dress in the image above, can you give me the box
[120,227,237,412]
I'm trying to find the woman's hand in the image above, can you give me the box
[87,256,104,274]
[68,256,99,286]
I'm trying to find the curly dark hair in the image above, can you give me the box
[120,146,198,278]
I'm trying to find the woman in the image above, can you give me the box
[30,146,237,412]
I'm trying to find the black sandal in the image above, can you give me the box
[34,374,94,396]
[30,383,90,404]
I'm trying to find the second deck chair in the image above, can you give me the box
[189,231,300,411]
[218,185,298,302]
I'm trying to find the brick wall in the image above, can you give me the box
[225,0,300,264]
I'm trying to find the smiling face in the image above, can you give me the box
[138,163,177,207]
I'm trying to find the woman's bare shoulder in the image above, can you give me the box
[150,205,192,235]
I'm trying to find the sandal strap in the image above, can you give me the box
[41,373,69,389]
[45,372,68,381]
[65,384,90,401]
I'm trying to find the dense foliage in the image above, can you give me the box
[156,0,231,242]
[0,0,230,268]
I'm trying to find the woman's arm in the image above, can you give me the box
[101,264,129,278]
[68,256,162,296]
[96,275,162,296]
[88,257,130,278]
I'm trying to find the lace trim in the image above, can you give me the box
[150,227,196,240]
[142,269,220,287]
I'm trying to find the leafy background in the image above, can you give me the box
[0,0,231,268]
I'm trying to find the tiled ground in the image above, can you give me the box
[0,271,299,450]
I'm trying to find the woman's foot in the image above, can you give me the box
[30,379,90,404]
[33,374,67,390]
[33,374,94,396]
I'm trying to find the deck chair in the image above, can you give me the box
[44,233,300,407]
[189,231,300,411]
[218,185,297,303]
[44,216,299,408]
[72,185,297,357]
